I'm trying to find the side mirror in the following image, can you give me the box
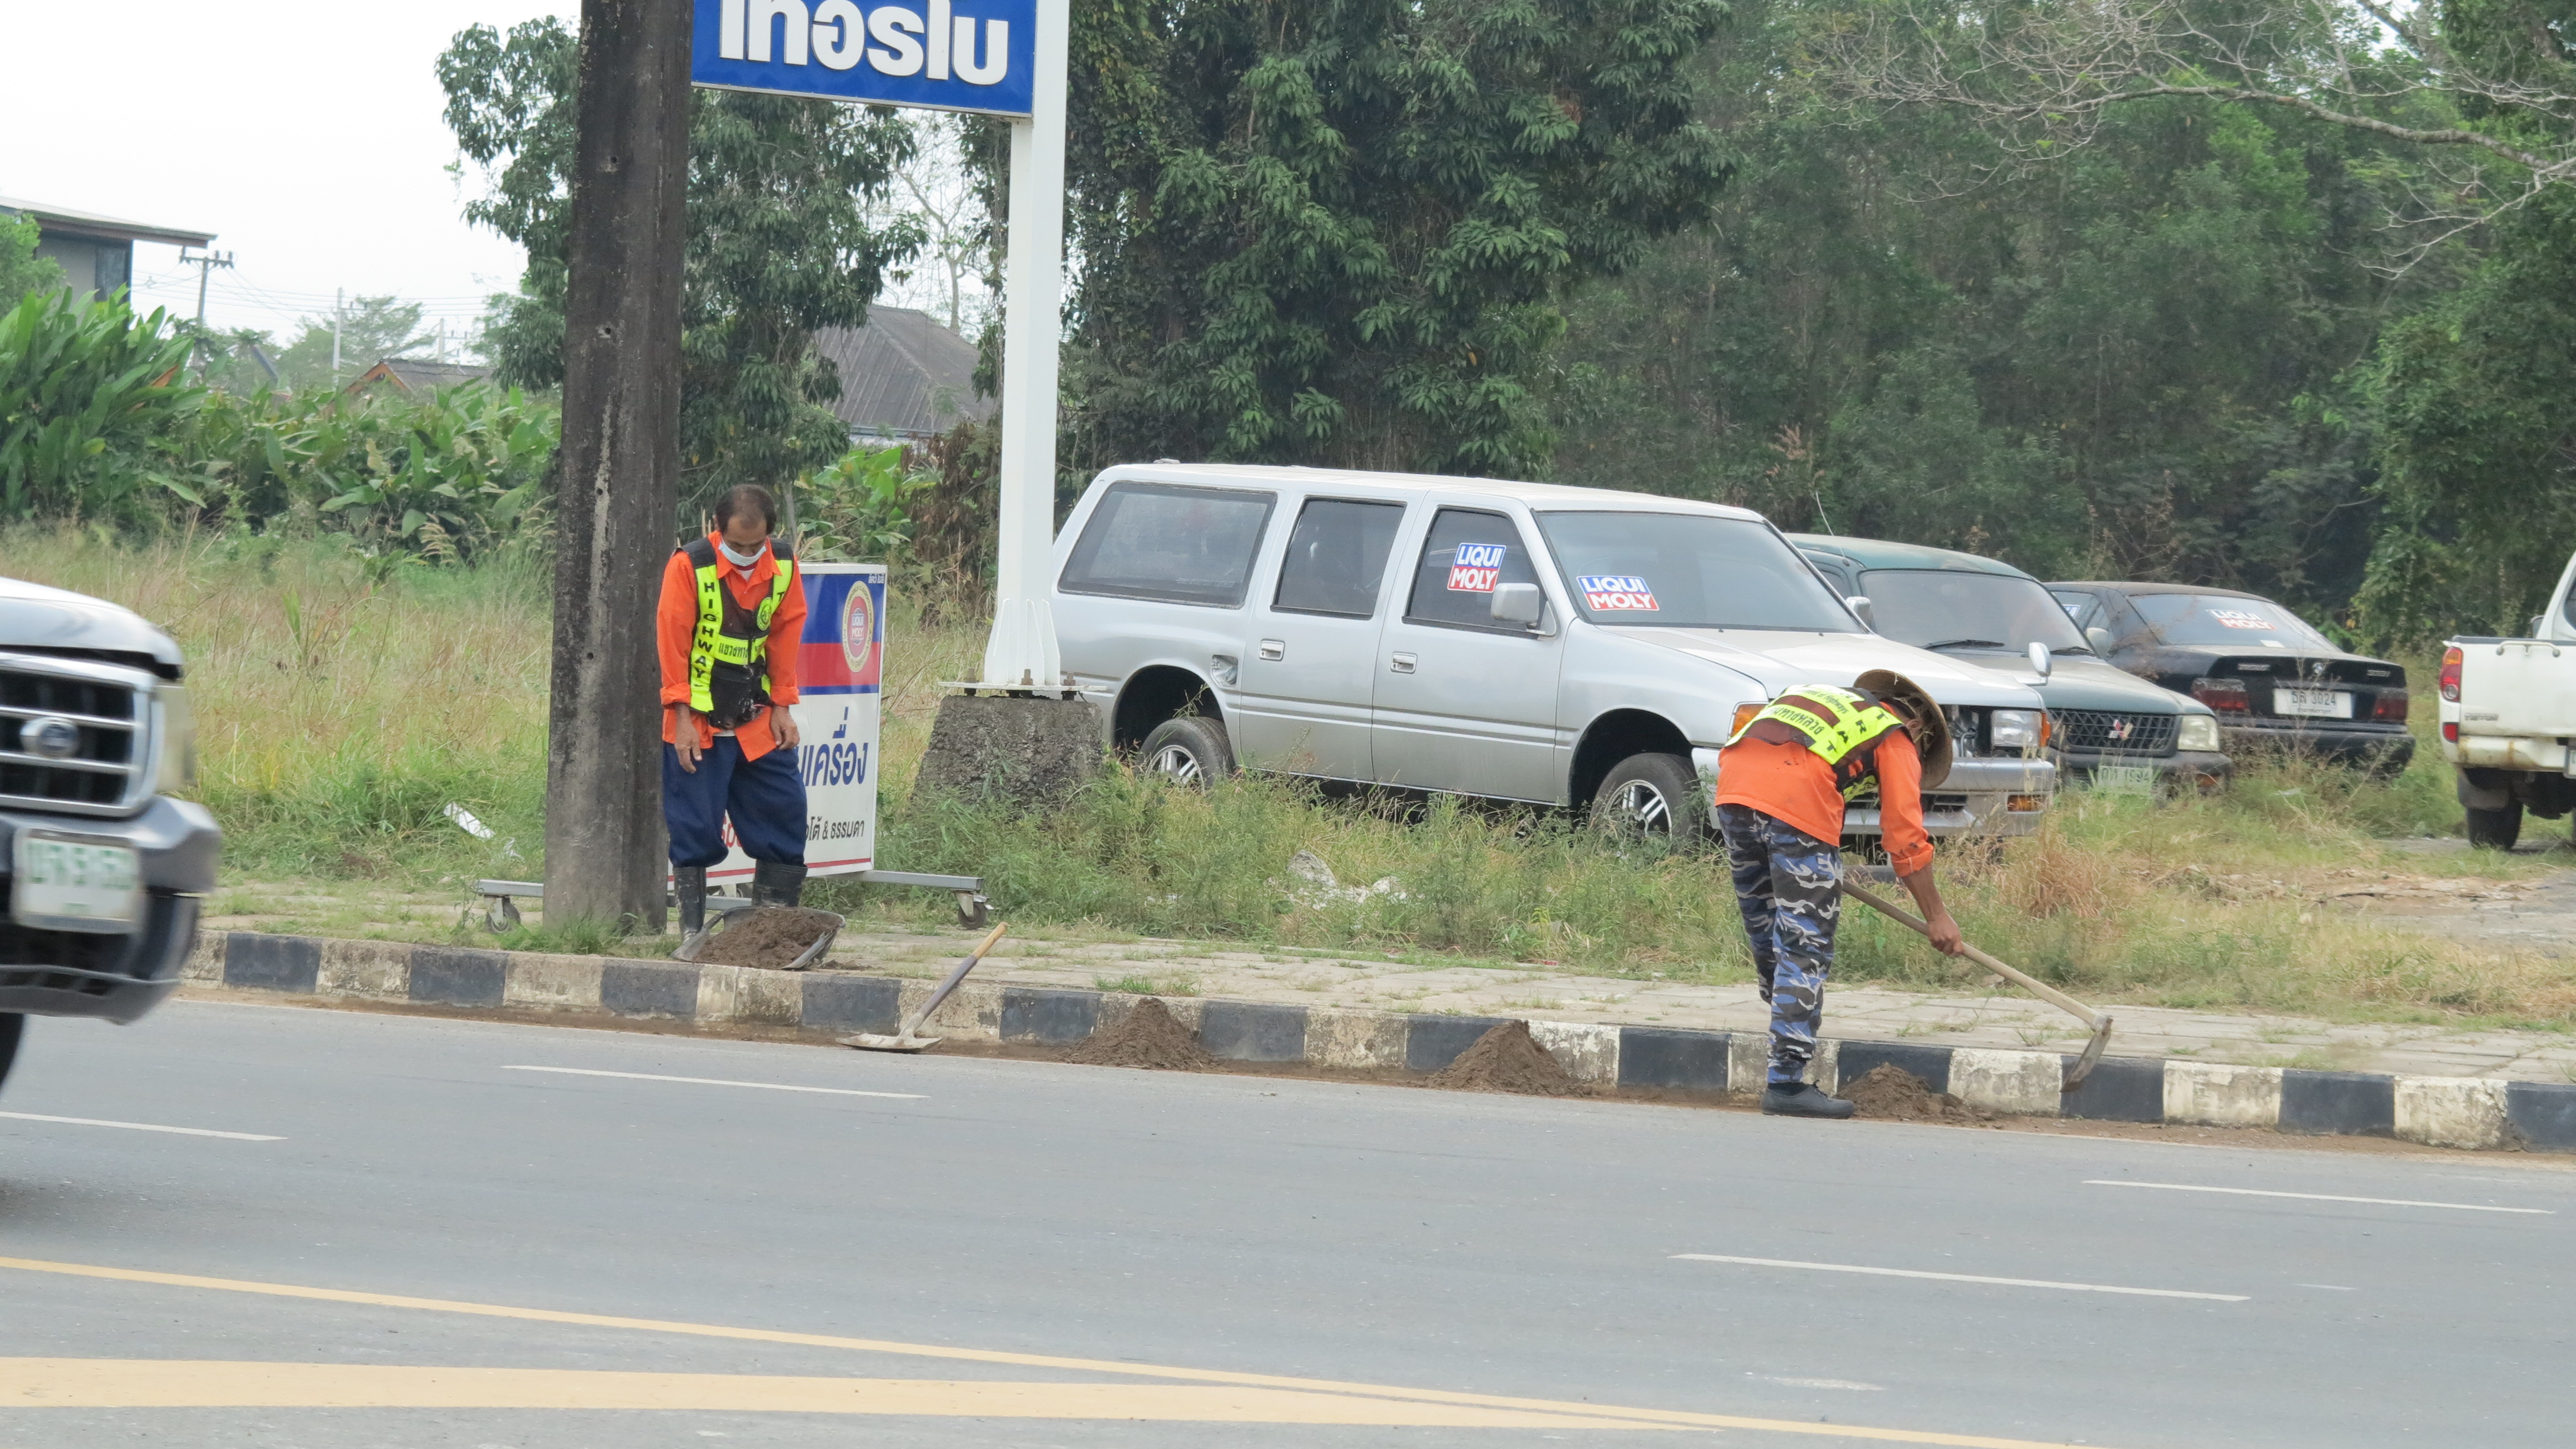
[1844,595,1875,630]
[2533,615,2549,639]
[2028,641,2053,680]
[2085,626,2114,653]
[1489,582,1544,628]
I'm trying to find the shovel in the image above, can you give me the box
[1842,880,2114,1091]
[841,922,1008,1053]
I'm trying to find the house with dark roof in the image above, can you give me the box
[811,305,996,441]
[0,195,213,301]
[345,358,496,395]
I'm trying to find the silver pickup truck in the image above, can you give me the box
[0,576,221,1092]
[1050,465,2056,842]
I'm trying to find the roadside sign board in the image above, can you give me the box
[703,562,886,887]
[691,0,1037,116]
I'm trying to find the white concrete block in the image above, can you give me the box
[1950,1048,2064,1116]
[2164,1062,2284,1127]
[1727,1032,1768,1096]
[2394,1076,2509,1150]
[1528,1020,1620,1084]
[1305,1006,1406,1069]
[316,940,410,999]
[503,953,602,1010]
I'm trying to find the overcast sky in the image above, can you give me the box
[4,2,576,348]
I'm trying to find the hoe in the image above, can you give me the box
[1843,880,2114,1091]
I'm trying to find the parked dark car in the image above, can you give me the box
[2044,582,2413,772]
[1793,537,2230,790]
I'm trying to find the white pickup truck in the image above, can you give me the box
[2440,551,2576,848]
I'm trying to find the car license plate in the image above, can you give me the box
[2274,687,2352,719]
[12,831,142,931]
[2092,765,2156,794]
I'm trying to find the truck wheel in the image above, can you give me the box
[1139,716,1235,785]
[0,1014,22,1097]
[2466,801,2524,851]
[1590,752,1708,842]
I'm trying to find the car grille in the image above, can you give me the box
[2053,709,2176,756]
[0,658,146,813]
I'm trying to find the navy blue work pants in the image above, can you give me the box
[663,736,807,868]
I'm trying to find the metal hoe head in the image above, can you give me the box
[2063,1012,2115,1092]
[842,922,1009,1055]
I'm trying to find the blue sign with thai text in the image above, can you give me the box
[692,0,1035,117]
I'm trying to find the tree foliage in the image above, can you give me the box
[438,18,921,514]
[1054,0,1733,478]
[0,289,205,524]
[0,215,65,306]
[272,295,433,391]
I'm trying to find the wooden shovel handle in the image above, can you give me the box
[1841,880,2103,1029]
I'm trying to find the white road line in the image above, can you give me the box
[1672,1254,2248,1302]
[501,1066,924,1100]
[2084,1180,2554,1215]
[0,1111,282,1142]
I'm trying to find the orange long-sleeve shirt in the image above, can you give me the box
[1715,728,1934,877]
[657,534,806,762]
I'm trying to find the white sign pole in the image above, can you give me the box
[979,0,1070,691]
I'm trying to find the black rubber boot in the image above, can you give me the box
[751,860,808,908]
[1761,1082,1857,1119]
[674,866,708,938]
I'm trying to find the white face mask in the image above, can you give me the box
[718,537,767,568]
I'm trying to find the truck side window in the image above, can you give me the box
[1403,508,1542,632]
[2050,590,2101,631]
[1059,482,1277,607]
[1273,498,1405,618]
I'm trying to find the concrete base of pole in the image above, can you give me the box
[909,694,1103,813]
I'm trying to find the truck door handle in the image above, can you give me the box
[1258,639,1284,661]
[1390,652,1416,674]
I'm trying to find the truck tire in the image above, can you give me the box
[2466,801,2524,851]
[0,1014,21,1097]
[1590,752,1708,842]
[1139,716,1235,785]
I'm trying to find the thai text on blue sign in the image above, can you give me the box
[693,0,1036,116]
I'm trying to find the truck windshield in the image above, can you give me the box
[1859,569,2086,652]
[2129,594,2333,649]
[1532,512,1857,630]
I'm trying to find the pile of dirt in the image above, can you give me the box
[692,907,841,968]
[1064,998,1217,1070]
[1843,1064,1986,1123]
[1426,1020,1588,1097]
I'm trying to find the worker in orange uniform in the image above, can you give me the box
[1715,670,1965,1119]
[658,484,809,939]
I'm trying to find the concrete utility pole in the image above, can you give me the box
[179,248,233,375]
[543,0,691,929]
[331,288,343,386]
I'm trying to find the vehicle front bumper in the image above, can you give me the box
[1702,754,2058,839]
[2219,719,2414,769]
[2059,748,2233,788]
[0,797,221,1025]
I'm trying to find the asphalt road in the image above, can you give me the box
[1,999,2570,1447]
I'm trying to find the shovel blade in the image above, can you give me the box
[2061,1013,2115,1091]
[841,1032,941,1054]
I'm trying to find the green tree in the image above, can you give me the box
[1054,0,1733,479]
[0,289,206,523]
[0,215,65,305]
[273,296,432,391]
[439,18,921,513]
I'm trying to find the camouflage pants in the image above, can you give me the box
[1716,804,1842,1086]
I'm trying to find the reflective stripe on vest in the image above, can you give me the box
[683,539,796,716]
[1729,683,1907,801]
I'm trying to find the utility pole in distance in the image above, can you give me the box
[179,247,232,373]
[545,0,691,929]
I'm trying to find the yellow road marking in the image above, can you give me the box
[0,1362,1645,1425]
[0,1255,2104,1447]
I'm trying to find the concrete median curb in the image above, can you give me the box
[185,930,2576,1152]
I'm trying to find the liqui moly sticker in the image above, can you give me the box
[1577,575,1658,612]
[1447,542,1506,592]
[2208,608,2275,630]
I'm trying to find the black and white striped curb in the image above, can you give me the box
[186,931,2576,1153]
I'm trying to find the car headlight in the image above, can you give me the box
[1988,709,2042,752]
[2176,713,2220,752]
[154,685,198,793]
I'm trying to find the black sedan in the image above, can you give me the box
[2044,582,2413,772]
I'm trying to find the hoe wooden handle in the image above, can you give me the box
[1841,880,2104,1029]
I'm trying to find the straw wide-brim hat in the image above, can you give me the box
[1854,669,1952,788]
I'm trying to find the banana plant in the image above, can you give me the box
[0,288,204,522]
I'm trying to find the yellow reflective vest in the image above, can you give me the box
[681,536,796,726]
[1727,683,1907,801]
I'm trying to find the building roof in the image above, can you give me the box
[347,358,496,394]
[1787,533,2035,580]
[812,305,997,438]
[0,195,213,248]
